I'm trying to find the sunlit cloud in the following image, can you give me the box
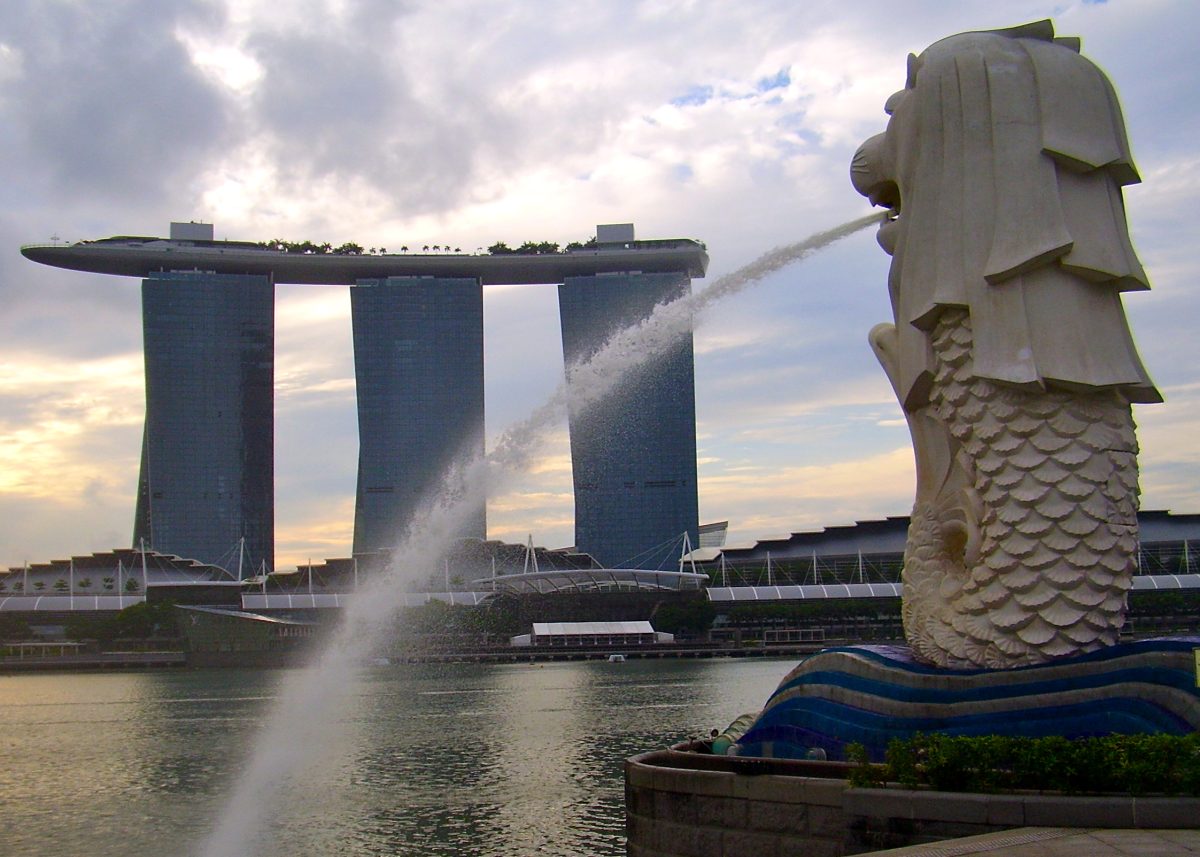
[0,353,143,498]
[273,496,357,570]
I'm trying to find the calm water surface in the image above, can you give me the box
[0,657,792,856]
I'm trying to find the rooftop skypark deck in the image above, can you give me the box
[21,233,709,284]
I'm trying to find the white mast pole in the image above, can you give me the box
[23,561,28,596]
[308,559,313,595]
[679,531,699,575]
[812,550,820,586]
[524,535,540,574]
[720,553,727,588]
[766,551,773,586]
[237,537,245,582]
[353,556,359,591]
[140,538,149,596]
[69,558,75,609]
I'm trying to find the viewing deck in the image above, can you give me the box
[21,237,709,285]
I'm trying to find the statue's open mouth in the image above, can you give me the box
[873,182,901,254]
[868,180,900,211]
[849,137,901,252]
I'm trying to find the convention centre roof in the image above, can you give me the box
[240,591,494,610]
[0,594,146,612]
[706,574,1200,602]
[473,567,709,594]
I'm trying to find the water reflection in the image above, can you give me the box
[0,658,791,857]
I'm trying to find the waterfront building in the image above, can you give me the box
[351,277,486,553]
[22,222,708,571]
[559,264,699,568]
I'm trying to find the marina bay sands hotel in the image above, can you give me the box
[23,222,709,574]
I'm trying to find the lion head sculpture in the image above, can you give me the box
[852,19,1159,412]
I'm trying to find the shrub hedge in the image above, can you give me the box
[846,732,1200,796]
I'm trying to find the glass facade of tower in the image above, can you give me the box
[558,272,699,569]
[350,277,486,554]
[132,271,274,573]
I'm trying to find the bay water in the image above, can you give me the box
[0,657,791,856]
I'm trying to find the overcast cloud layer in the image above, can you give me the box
[2,0,1197,570]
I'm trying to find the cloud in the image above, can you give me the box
[699,446,915,540]
[3,0,1199,569]
[0,0,233,205]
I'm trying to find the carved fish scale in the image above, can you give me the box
[901,309,1140,668]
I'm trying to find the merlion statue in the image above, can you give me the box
[851,20,1161,669]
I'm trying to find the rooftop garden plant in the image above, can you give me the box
[253,237,601,256]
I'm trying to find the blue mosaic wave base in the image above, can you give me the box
[735,638,1200,762]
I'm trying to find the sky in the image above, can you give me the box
[1,0,1197,572]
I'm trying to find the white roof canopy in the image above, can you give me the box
[532,621,656,636]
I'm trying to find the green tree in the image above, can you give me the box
[0,614,30,641]
[53,578,68,592]
[65,612,114,642]
[654,599,716,635]
[406,600,455,634]
[111,601,179,639]
[516,241,542,254]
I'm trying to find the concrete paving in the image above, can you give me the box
[862,827,1200,856]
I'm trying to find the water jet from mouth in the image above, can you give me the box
[197,210,882,857]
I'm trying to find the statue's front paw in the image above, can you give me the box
[869,322,900,397]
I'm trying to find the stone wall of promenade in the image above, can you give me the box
[625,749,1200,857]
[626,752,853,856]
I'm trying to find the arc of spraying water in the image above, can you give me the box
[198,211,882,857]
